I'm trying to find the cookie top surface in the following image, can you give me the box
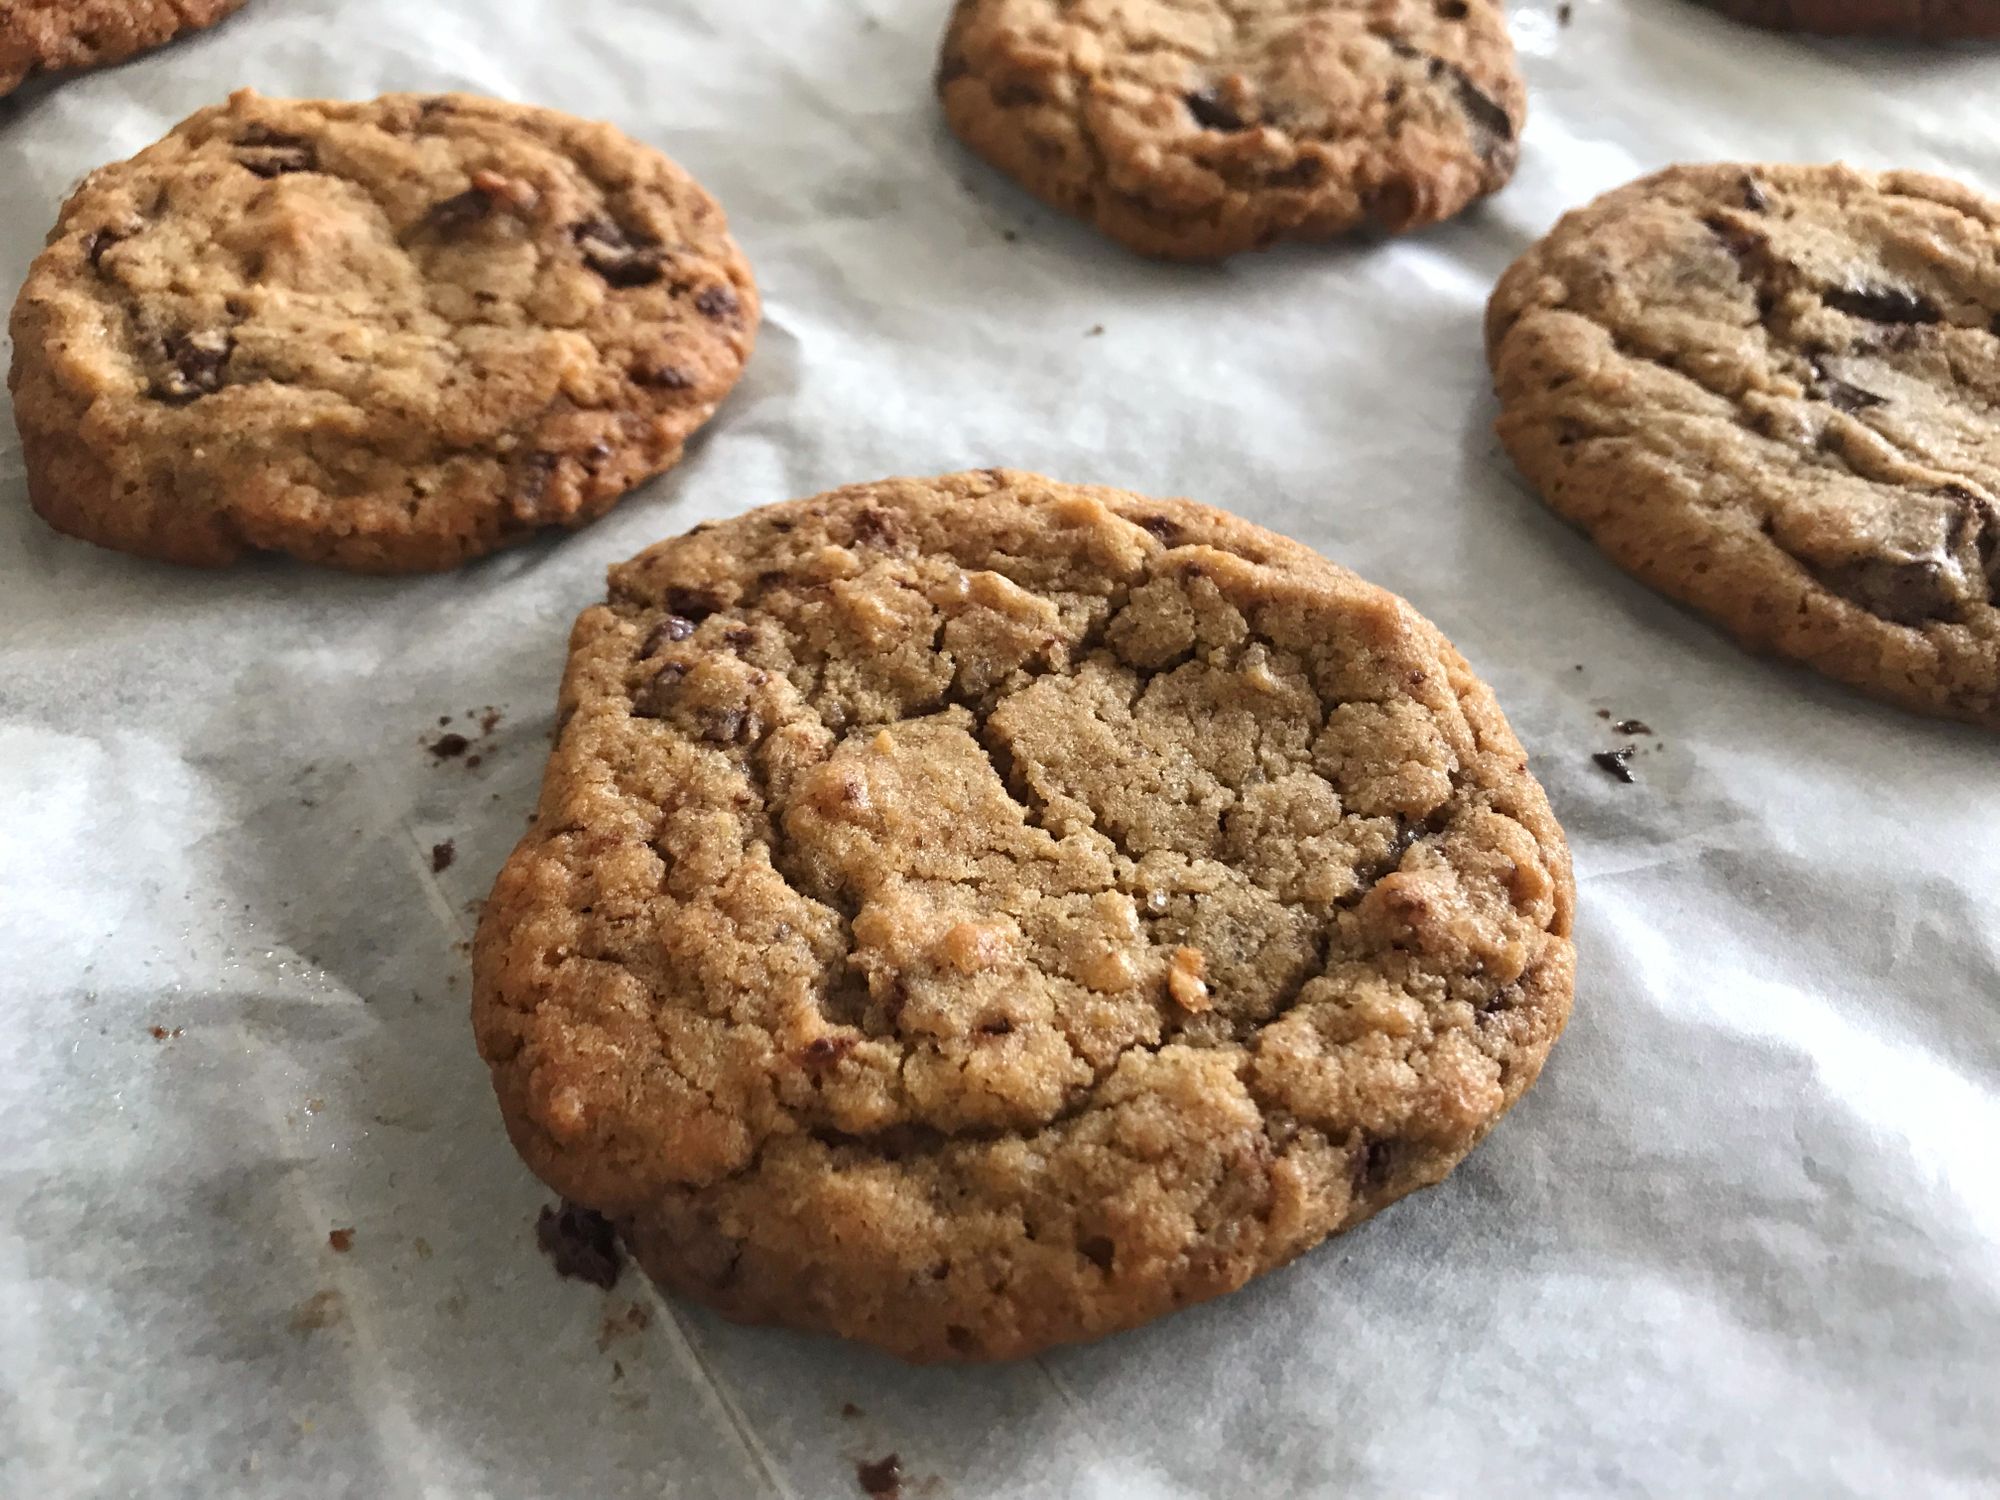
[473,470,1575,1361]
[938,0,1525,259]
[1488,164,2000,728]
[1698,0,2000,37]
[7,90,756,571]
[0,0,248,96]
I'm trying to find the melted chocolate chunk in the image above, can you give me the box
[1814,555,1959,626]
[665,587,722,622]
[83,228,124,269]
[155,331,232,402]
[633,363,695,390]
[642,616,698,657]
[420,187,494,235]
[1184,87,1245,131]
[1451,71,1514,147]
[574,219,666,287]
[1823,284,1941,326]
[236,127,318,178]
[1138,514,1182,543]
[535,1202,624,1289]
[694,284,741,322]
[1592,748,1636,784]
[851,508,902,548]
[1435,0,1470,15]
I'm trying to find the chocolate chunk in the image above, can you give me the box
[799,1035,857,1070]
[1435,0,1470,15]
[1138,514,1182,543]
[1823,284,1941,326]
[694,285,741,322]
[1184,87,1245,131]
[641,615,698,657]
[1703,213,1763,263]
[327,1228,355,1252]
[420,188,495,236]
[1355,1137,1400,1192]
[510,452,560,519]
[1592,748,1636,783]
[573,219,666,287]
[665,587,722,622]
[535,1202,624,1289]
[1269,156,1325,187]
[855,1454,903,1499]
[632,661,688,718]
[236,127,318,178]
[633,363,695,390]
[155,331,232,403]
[83,228,124,269]
[701,707,756,745]
[1813,555,1959,626]
[431,839,456,873]
[1451,71,1514,147]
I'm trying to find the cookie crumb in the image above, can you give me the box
[1591,747,1637,784]
[147,1025,183,1040]
[597,1300,653,1350]
[431,840,457,873]
[537,1201,624,1289]
[328,1228,355,1253]
[430,733,471,760]
[479,707,504,734]
[1086,324,1105,337]
[290,1289,344,1335]
[1167,947,1211,1012]
[1557,1,1573,22]
[856,1454,902,1499]
[1612,718,1652,736]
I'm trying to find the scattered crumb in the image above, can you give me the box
[1086,324,1105,337]
[612,1359,625,1381]
[465,754,484,769]
[431,840,456,873]
[842,1402,865,1420]
[438,715,452,727]
[597,1301,654,1351]
[479,707,503,734]
[537,1201,624,1289]
[1573,663,1584,672]
[1557,1,1573,22]
[430,733,471,760]
[437,1290,470,1319]
[1592,747,1637,784]
[1594,708,1610,720]
[290,1289,345,1336]
[304,1097,324,1115]
[328,1228,355,1253]
[1001,228,1019,242]
[148,1025,183,1040]
[1613,718,1653,736]
[856,1454,903,1499]
[413,1237,434,1261]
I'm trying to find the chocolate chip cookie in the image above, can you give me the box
[473,469,1576,1361]
[1697,0,2000,38]
[1488,165,2000,728]
[8,90,757,572]
[937,0,1525,260]
[1,0,249,96]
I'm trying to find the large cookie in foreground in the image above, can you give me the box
[937,0,1525,260]
[1698,0,2000,38]
[8,90,757,572]
[1488,164,2000,728]
[473,469,1576,1362]
[1,0,250,97]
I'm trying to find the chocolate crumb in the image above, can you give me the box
[328,1227,355,1253]
[856,1454,903,1499]
[1556,1,1573,21]
[842,1402,865,1420]
[431,840,456,873]
[537,1201,624,1289]
[1592,747,1637,784]
[465,754,484,769]
[479,708,503,734]
[148,1025,183,1040]
[1086,324,1105,337]
[1184,87,1245,131]
[430,733,471,760]
[1594,708,1610,720]
[1612,718,1652,736]
[694,285,741,322]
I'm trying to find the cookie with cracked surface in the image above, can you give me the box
[1487,165,2000,728]
[472,469,1576,1362]
[1696,0,2000,38]
[937,0,1525,260]
[7,89,757,572]
[1,0,250,96]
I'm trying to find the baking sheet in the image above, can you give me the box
[2,1,1997,1495]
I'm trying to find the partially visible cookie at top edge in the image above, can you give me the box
[1487,162,2000,729]
[7,89,758,572]
[1696,0,2000,39]
[0,0,252,97]
[937,0,1526,260]
[472,467,1576,1362]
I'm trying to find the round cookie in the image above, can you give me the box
[936,0,1526,260]
[8,90,757,572]
[1,0,250,97]
[1697,0,2000,39]
[473,469,1576,1362]
[1487,164,2000,729]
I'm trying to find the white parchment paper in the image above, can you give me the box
[2,2,1996,1495]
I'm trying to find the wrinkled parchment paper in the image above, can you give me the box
[3,2,1996,1495]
